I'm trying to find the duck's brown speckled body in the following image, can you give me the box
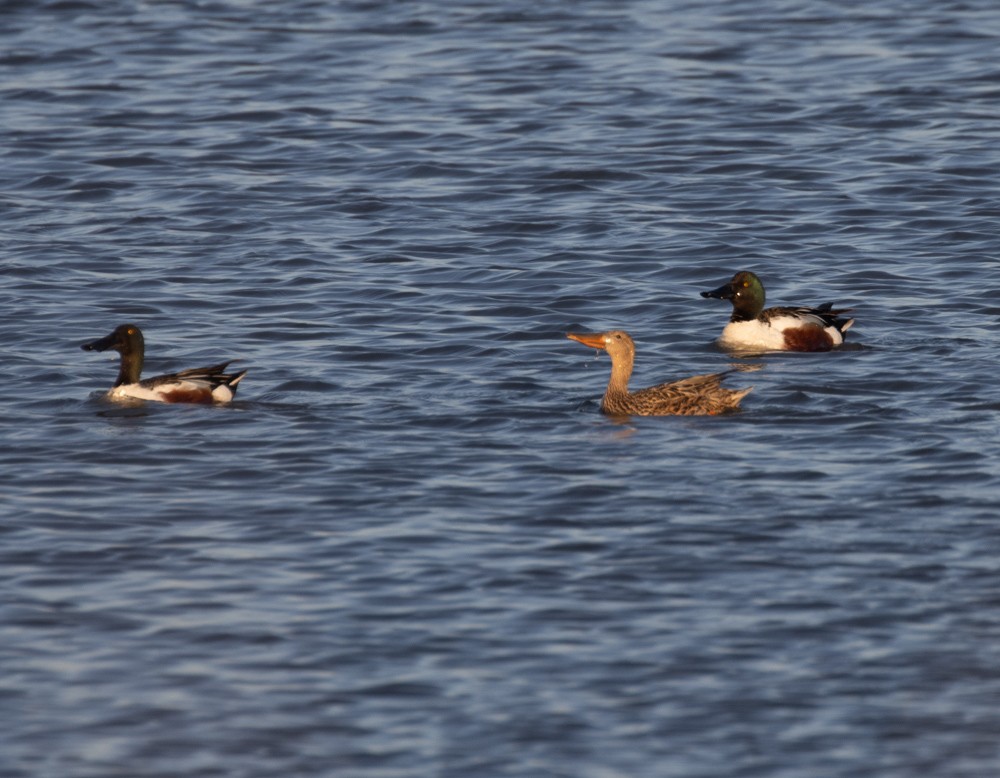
[567,330,751,416]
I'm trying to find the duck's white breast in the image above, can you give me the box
[717,320,789,351]
[109,383,170,402]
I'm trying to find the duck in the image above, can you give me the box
[81,324,247,403]
[566,330,751,416]
[700,270,854,352]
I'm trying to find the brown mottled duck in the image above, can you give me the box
[566,330,751,416]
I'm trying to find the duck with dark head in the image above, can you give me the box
[701,270,853,352]
[82,323,247,403]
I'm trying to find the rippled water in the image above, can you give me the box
[4,1,1000,776]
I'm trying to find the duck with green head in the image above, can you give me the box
[701,270,853,352]
[82,323,247,403]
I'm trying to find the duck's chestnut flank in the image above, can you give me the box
[158,387,219,404]
[781,325,837,352]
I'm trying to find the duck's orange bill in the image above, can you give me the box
[566,332,606,349]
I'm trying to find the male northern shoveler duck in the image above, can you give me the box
[700,270,854,352]
[566,330,751,416]
[81,324,247,403]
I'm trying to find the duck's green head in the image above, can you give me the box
[82,323,144,356]
[701,271,765,321]
[82,324,145,385]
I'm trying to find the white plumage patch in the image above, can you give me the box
[109,383,170,402]
[718,320,787,351]
[211,384,235,403]
[718,316,845,351]
[109,379,225,403]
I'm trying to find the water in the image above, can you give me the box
[3,1,1000,775]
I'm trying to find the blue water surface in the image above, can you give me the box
[3,1,1000,776]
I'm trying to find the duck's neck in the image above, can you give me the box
[731,293,764,323]
[115,351,142,386]
[604,352,633,403]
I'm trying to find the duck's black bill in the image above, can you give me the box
[700,283,735,301]
[81,332,116,352]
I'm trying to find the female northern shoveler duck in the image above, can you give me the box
[81,324,247,403]
[700,270,854,352]
[567,330,751,416]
